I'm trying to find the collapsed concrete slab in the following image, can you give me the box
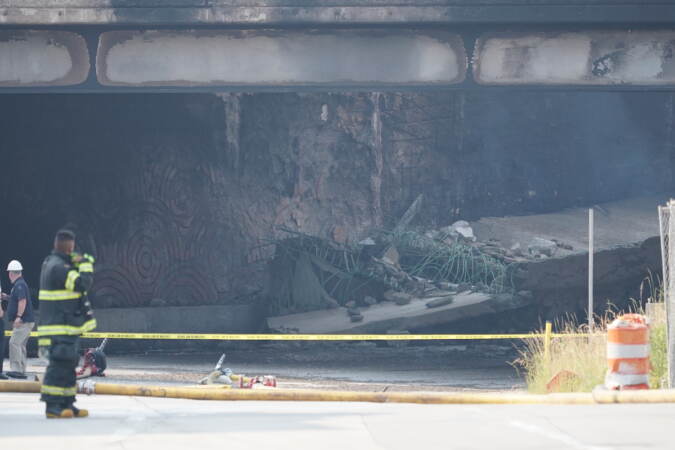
[267,291,508,334]
[471,195,666,317]
[471,195,665,259]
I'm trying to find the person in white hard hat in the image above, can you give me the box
[4,260,35,377]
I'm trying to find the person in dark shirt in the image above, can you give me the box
[4,260,35,377]
[0,279,6,378]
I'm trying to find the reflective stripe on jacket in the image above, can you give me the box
[38,251,96,337]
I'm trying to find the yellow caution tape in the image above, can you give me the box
[4,330,591,340]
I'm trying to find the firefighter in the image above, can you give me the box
[38,229,96,419]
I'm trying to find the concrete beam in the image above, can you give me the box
[0,30,89,86]
[96,30,465,87]
[1,2,674,25]
[474,31,675,85]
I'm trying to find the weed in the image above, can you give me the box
[515,277,668,392]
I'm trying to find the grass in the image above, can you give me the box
[649,314,668,389]
[515,321,608,393]
[515,298,668,393]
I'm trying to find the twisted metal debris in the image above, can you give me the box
[267,226,514,314]
[390,231,514,294]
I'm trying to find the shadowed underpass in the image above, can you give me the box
[1,3,675,449]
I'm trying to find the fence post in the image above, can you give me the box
[588,208,594,332]
[658,200,675,388]
[544,321,552,365]
[667,201,675,388]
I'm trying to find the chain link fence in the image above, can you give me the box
[658,199,675,388]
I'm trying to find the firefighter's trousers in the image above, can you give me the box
[40,335,79,406]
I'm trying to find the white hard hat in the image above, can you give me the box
[7,260,23,271]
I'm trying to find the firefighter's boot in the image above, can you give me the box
[65,401,89,418]
[69,405,89,418]
[45,404,74,419]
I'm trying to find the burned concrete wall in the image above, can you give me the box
[379,91,675,224]
[0,90,672,312]
[0,93,385,308]
[0,95,241,307]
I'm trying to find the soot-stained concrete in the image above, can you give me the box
[1,0,673,25]
[0,91,671,330]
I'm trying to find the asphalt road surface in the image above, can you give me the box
[18,342,524,391]
[1,392,674,449]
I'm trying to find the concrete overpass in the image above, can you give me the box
[0,1,674,323]
[1,1,675,92]
[1,0,674,26]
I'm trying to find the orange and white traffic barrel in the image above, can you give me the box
[605,314,650,390]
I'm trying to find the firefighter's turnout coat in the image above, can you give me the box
[38,251,95,404]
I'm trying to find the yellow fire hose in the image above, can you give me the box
[2,380,675,404]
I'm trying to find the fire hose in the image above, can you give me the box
[3,380,675,404]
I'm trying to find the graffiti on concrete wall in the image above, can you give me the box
[0,91,673,308]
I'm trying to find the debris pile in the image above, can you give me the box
[266,224,517,318]
[264,196,539,333]
[266,196,664,332]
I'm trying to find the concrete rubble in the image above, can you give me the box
[266,195,665,333]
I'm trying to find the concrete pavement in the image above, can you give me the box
[16,347,524,391]
[1,392,673,449]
